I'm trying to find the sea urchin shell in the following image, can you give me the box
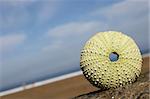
[80,31,142,89]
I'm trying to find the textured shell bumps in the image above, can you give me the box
[80,31,142,89]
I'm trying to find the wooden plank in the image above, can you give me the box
[1,56,149,99]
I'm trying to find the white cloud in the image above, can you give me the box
[47,0,148,39]
[0,34,26,52]
[42,40,63,52]
[0,1,59,30]
[93,0,148,19]
[44,21,108,53]
[48,21,108,38]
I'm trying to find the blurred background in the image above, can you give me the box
[0,0,149,95]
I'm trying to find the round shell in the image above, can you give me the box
[80,31,142,89]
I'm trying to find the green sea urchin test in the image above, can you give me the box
[80,31,142,89]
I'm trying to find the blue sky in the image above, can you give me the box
[0,0,149,91]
